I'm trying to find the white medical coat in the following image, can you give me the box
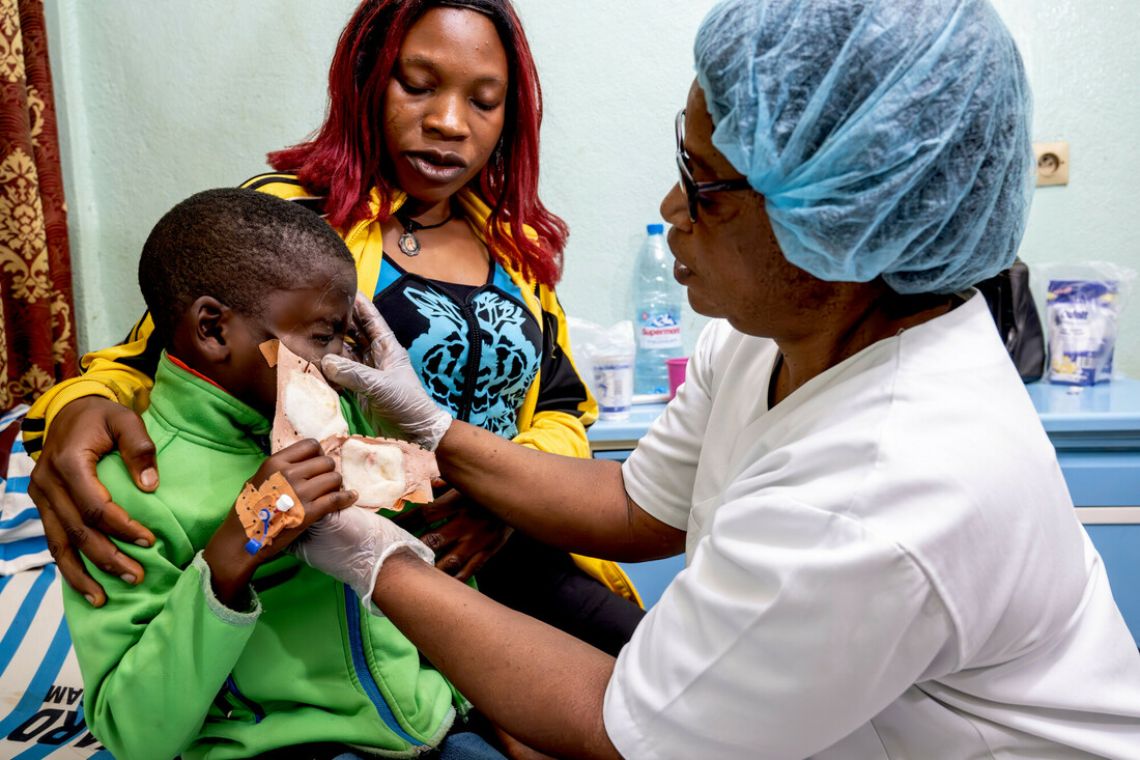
[604,293,1140,759]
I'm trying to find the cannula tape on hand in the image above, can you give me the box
[236,471,304,554]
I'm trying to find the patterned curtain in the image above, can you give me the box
[0,0,77,409]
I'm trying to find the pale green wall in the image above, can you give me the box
[43,1,1140,375]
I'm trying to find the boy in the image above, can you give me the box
[60,189,472,759]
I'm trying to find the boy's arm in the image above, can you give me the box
[63,465,260,760]
[26,313,161,606]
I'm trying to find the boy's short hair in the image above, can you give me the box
[139,188,354,341]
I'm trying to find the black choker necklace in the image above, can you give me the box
[395,208,453,256]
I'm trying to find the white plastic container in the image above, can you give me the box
[592,354,634,420]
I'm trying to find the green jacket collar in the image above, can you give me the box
[148,353,270,453]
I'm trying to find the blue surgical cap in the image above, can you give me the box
[694,0,1035,294]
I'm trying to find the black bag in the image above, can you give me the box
[975,258,1046,383]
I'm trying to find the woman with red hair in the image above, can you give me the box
[27,0,643,659]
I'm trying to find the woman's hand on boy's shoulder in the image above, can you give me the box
[29,396,159,608]
[202,439,357,607]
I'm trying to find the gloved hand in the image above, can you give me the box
[290,506,434,612]
[322,292,453,450]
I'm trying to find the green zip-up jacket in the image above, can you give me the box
[60,355,460,759]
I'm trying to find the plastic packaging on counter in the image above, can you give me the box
[567,317,636,419]
[1033,262,1136,386]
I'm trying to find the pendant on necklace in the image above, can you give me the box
[398,231,421,257]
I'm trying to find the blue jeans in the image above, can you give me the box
[330,731,506,760]
[438,731,509,759]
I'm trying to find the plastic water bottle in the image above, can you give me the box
[634,224,683,395]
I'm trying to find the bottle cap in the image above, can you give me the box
[647,223,665,235]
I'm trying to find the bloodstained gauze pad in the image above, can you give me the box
[261,339,348,451]
[321,435,436,511]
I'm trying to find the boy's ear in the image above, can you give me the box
[187,296,233,362]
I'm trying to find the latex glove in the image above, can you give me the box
[291,506,434,612]
[322,293,453,450]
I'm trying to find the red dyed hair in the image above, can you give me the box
[268,0,568,287]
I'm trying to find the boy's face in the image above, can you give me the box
[227,263,356,415]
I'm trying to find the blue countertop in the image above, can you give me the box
[587,403,667,448]
[1025,378,1140,445]
[589,378,1140,451]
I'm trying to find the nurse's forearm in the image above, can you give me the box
[436,420,683,561]
[374,552,622,760]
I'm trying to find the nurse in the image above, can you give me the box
[296,0,1140,757]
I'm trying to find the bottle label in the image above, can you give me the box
[638,309,682,349]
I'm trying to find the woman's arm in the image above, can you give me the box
[438,420,682,562]
[418,284,605,577]
[23,312,159,457]
[406,420,681,577]
[324,294,685,560]
[299,483,955,760]
[26,313,162,605]
[294,506,624,760]
[374,551,623,759]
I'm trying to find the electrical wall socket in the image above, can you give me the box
[1034,141,1069,187]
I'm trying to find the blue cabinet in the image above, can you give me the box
[591,380,1140,644]
[1026,380,1140,644]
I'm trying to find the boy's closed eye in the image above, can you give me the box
[306,315,348,350]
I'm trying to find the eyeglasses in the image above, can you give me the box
[675,109,752,223]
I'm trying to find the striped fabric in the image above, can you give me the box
[0,565,109,757]
[0,408,107,756]
[1,406,50,575]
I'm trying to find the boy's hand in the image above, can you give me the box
[203,439,357,606]
[28,396,158,608]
